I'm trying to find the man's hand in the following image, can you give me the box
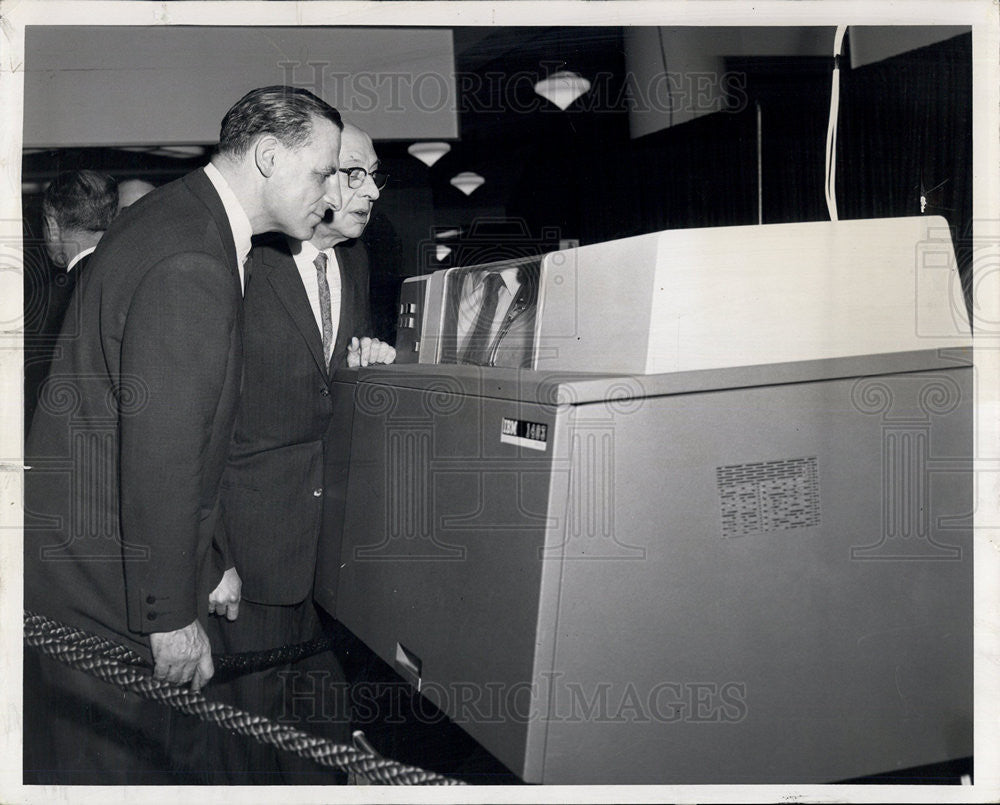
[208,566,241,621]
[347,336,396,368]
[149,619,214,691]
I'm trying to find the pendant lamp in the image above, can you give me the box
[408,142,451,167]
[449,171,485,196]
[533,70,591,110]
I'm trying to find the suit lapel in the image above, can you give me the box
[332,244,359,371]
[259,240,329,378]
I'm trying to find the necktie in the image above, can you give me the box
[314,251,334,366]
[462,272,504,364]
[242,255,252,293]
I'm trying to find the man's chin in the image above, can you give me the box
[339,224,365,240]
[288,220,319,241]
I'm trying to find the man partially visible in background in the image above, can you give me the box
[24,169,118,427]
[116,177,156,211]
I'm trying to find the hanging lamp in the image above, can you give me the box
[449,171,485,196]
[533,70,591,110]
[407,142,451,167]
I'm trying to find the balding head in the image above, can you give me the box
[339,123,374,164]
[310,123,384,249]
[117,179,156,211]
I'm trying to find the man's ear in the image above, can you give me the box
[42,214,59,241]
[254,135,280,178]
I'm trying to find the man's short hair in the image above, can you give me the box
[42,170,119,232]
[217,86,344,158]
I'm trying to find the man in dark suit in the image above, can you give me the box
[23,86,345,785]
[24,170,118,428]
[210,122,393,783]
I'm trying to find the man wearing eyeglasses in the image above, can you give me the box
[208,123,393,783]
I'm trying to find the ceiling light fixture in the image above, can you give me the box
[449,171,485,196]
[534,70,591,110]
[408,142,451,167]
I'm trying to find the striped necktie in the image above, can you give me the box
[462,271,504,364]
[314,251,334,366]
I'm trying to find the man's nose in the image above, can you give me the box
[362,175,381,201]
[324,175,342,212]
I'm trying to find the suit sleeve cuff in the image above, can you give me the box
[129,586,197,635]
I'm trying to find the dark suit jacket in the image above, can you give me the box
[24,169,243,659]
[220,236,372,606]
[24,254,87,429]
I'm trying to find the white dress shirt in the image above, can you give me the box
[290,239,342,362]
[65,245,96,273]
[203,162,253,293]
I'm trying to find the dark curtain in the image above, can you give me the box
[838,33,972,312]
[628,110,758,236]
[612,33,972,310]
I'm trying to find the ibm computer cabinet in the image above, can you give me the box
[320,217,973,783]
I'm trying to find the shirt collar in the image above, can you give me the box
[65,245,96,274]
[478,266,520,295]
[296,238,320,262]
[203,162,253,275]
[290,237,332,265]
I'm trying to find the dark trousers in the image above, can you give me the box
[23,647,210,785]
[206,598,350,784]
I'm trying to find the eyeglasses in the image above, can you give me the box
[339,167,389,190]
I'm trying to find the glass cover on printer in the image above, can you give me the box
[437,256,541,369]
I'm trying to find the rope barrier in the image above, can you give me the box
[24,611,464,786]
[212,635,335,681]
[34,614,337,679]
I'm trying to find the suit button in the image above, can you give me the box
[320,387,330,397]
[147,612,157,621]
[313,488,323,498]
[146,595,156,604]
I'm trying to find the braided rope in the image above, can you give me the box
[24,611,463,786]
[213,636,334,677]
[36,614,337,678]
